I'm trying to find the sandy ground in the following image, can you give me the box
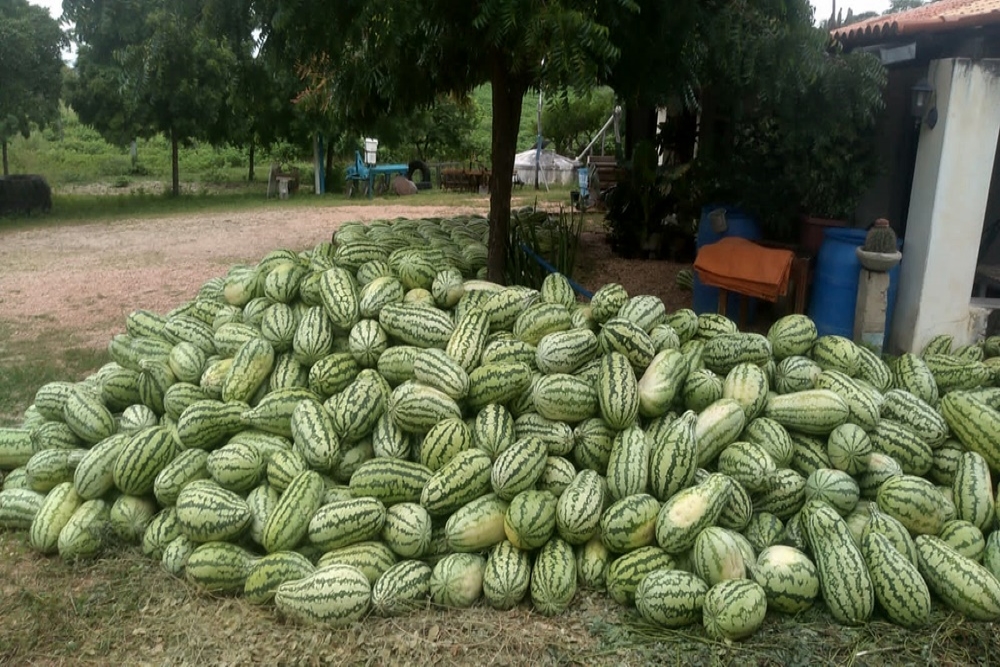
[0,204,693,352]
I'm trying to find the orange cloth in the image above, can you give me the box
[694,237,795,302]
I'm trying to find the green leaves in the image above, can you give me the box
[0,0,64,145]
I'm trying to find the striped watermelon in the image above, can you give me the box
[597,352,639,430]
[767,314,817,361]
[503,489,557,550]
[743,417,795,468]
[576,536,611,590]
[482,540,532,610]
[802,502,874,625]
[605,545,677,606]
[722,363,769,421]
[605,425,650,501]
[572,417,616,475]
[876,474,949,535]
[536,329,599,375]
[421,448,493,516]
[655,473,733,554]
[175,480,251,543]
[951,451,995,532]
[262,470,325,553]
[381,502,432,558]
[530,537,577,615]
[317,542,397,584]
[184,541,258,594]
[371,560,432,616]
[308,497,386,551]
[599,493,660,553]
[244,551,316,604]
[275,563,371,626]
[556,469,606,545]
[430,553,486,608]
[702,579,768,640]
[634,568,708,628]
[692,526,747,585]
[648,411,698,502]
[915,535,1000,621]
[57,499,110,561]
[741,511,784,553]
[752,545,819,613]
[446,494,509,553]
[490,436,547,501]
[774,355,822,395]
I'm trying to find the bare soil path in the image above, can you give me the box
[0,204,486,349]
[0,203,696,352]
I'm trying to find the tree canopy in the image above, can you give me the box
[65,0,283,194]
[114,1,237,194]
[0,0,66,175]
[256,0,638,280]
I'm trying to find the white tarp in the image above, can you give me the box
[514,149,580,186]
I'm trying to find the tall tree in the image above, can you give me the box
[67,0,239,194]
[115,1,237,195]
[256,0,636,281]
[0,0,65,175]
[64,0,155,149]
[542,87,617,157]
[200,0,307,182]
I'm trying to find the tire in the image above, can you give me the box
[407,160,432,190]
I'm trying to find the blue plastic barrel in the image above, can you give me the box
[693,205,762,317]
[808,227,902,340]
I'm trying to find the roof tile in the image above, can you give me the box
[832,0,1000,44]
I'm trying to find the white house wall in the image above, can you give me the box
[890,58,1000,352]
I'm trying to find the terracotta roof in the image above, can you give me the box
[832,0,1000,45]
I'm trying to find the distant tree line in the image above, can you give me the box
[3,0,888,279]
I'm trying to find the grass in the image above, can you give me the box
[0,322,110,426]
[1,524,998,665]
[0,179,579,229]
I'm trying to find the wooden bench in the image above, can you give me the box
[587,155,624,194]
[441,168,490,193]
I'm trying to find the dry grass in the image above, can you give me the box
[2,531,999,666]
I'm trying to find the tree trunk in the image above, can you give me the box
[2,140,8,176]
[325,143,335,190]
[170,128,180,196]
[248,140,256,182]
[486,50,528,284]
[624,104,657,161]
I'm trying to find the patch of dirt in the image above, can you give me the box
[0,204,486,350]
[573,231,693,311]
[0,204,695,353]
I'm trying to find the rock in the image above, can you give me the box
[392,176,418,196]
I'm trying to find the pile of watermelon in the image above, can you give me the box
[4,214,1000,640]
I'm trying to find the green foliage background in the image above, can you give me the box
[6,86,619,187]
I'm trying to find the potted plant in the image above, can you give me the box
[603,141,691,259]
[856,217,901,271]
[672,38,886,250]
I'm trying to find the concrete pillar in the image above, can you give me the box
[890,58,1000,353]
[855,269,891,351]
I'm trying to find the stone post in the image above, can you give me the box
[855,269,891,351]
